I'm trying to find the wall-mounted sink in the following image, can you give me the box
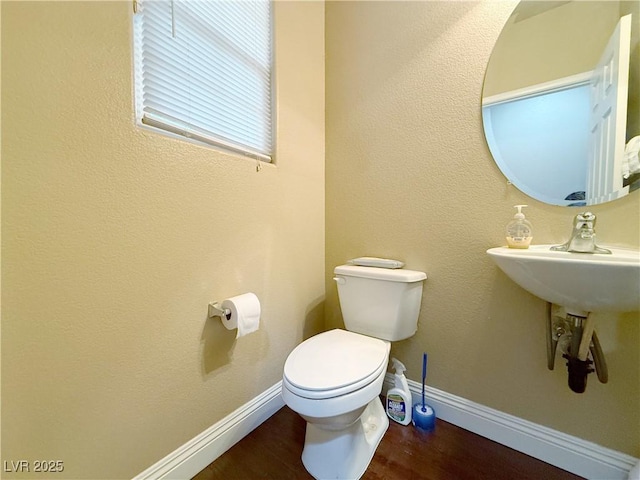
[487,245,640,315]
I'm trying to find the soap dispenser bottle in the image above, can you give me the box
[386,358,412,426]
[506,205,533,249]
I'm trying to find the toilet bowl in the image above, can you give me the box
[282,263,427,480]
[282,329,391,479]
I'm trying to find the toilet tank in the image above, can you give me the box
[333,265,427,341]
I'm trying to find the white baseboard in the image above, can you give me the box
[133,381,285,480]
[133,376,637,480]
[384,374,638,480]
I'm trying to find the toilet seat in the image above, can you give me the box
[283,329,390,400]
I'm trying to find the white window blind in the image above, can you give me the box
[133,0,273,161]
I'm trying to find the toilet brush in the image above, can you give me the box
[412,353,435,431]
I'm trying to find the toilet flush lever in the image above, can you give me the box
[333,277,346,285]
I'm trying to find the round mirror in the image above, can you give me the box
[482,1,640,206]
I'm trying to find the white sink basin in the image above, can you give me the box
[486,245,640,314]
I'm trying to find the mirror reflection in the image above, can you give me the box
[482,1,640,206]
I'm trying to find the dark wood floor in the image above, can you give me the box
[193,399,583,480]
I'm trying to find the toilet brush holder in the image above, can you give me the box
[413,352,435,431]
[412,403,435,431]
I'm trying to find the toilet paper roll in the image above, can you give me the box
[221,293,261,339]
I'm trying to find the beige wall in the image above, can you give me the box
[1,1,324,478]
[326,0,640,457]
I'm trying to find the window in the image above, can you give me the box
[133,0,273,161]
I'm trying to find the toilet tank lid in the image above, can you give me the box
[334,265,426,282]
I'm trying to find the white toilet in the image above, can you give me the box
[282,264,427,480]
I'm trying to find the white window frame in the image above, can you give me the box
[132,0,275,162]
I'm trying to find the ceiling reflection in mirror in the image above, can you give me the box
[482,1,640,206]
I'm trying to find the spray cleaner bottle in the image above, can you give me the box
[386,358,412,425]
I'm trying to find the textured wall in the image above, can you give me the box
[325,1,640,456]
[1,1,324,478]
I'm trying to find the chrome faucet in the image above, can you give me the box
[551,212,611,254]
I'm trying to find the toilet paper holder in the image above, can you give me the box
[208,302,232,321]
